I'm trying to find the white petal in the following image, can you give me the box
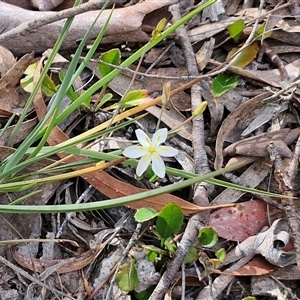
[135,129,151,147]
[136,153,151,176]
[156,146,178,157]
[123,146,147,158]
[152,128,168,146]
[151,153,166,178]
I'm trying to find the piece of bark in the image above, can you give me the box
[224,128,300,158]
[0,0,178,56]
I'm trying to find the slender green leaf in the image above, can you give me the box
[97,93,113,109]
[0,163,243,213]
[4,0,81,166]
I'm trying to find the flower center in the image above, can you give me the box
[148,145,156,154]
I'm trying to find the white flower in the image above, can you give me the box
[123,128,178,178]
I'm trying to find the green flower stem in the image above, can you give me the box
[0,162,241,214]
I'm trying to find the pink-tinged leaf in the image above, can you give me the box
[222,256,276,276]
[206,200,283,242]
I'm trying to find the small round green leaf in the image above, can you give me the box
[226,19,245,42]
[211,72,238,97]
[117,259,139,292]
[120,90,150,108]
[198,227,218,248]
[134,207,158,222]
[99,48,121,76]
[96,93,113,109]
[163,237,177,254]
[133,287,155,300]
[255,22,272,40]
[156,203,184,239]
[215,248,226,263]
[184,246,198,264]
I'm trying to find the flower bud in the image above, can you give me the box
[193,101,207,117]
[161,82,171,106]
[152,18,167,40]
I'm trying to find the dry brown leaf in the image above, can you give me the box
[227,57,300,88]
[225,0,240,15]
[146,105,192,141]
[0,45,18,111]
[1,52,34,88]
[12,245,101,274]
[0,45,16,77]
[0,52,33,89]
[265,4,287,34]
[211,158,272,205]
[196,38,215,71]
[142,67,191,111]
[0,50,34,112]
[0,108,18,117]
[225,156,258,167]
[0,117,37,146]
[189,8,266,44]
[241,101,289,137]
[214,92,272,169]
[224,129,296,158]
[221,256,276,276]
[271,265,300,280]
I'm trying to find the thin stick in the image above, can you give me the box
[0,1,110,43]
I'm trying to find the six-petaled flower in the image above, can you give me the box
[123,128,178,178]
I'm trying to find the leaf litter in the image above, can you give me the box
[1,1,300,299]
